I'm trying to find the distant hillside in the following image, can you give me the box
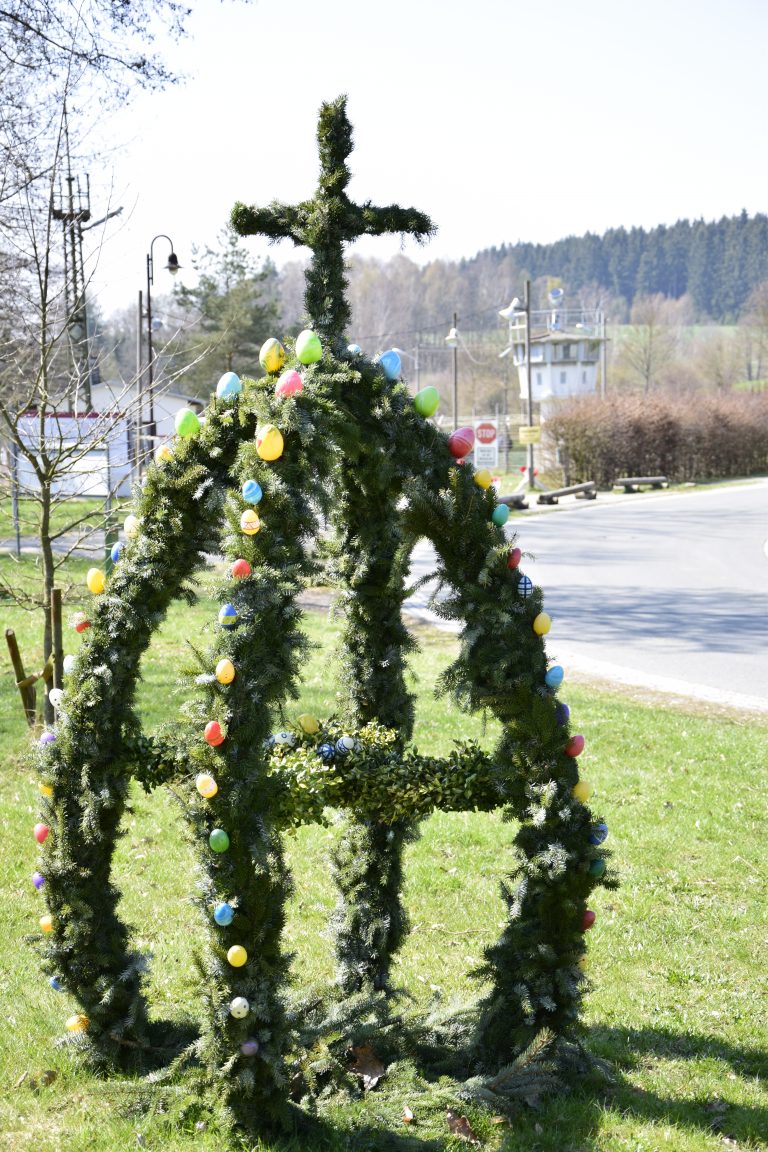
[472,210,768,320]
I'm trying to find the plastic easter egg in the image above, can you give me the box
[227,945,247,967]
[124,514,140,540]
[63,654,76,674]
[589,822,609,846]
[209,828,230,853]
[295,329,322,365]
[71,608,89,635]
[215,659,235,685]
[533,612,551,636]
[230,996,250,1019]
[86,567,105,594]
[39,731,55,746]
[565,734,585,757]
[259,337,286,374]
[196,773,219,799]
[213,902,234,926]
[231,558,252,579]
[376,349,401,380]
[32,871,45,890]
[240,509,261,536]
[474,469,493,490]
[447,426,474,459]
[413,386,440,417]
[256,423,284,462]
[40,913,53,933]
[572,779,592,804]
[175,407,201,437]
[507,547,522,570]
[272,731,296,747]
[589,858,607,878]
[518,575,533,598]
[219,604,238,629]
[317,743,335,762]
[216,372,242,401]
[49,976,63,991]
[49,688,64,708]
[297,714,320,735]
[204,721,225,747]
[240,1038,260,1056]
[581,909,596,931]
[38,782,53,797]
[110,541,122,564]
[335,734,356,757]
[555,701,570,727]
[275,369,303,398]
[156,443,173,463]
[491,504,510,527]
[545,665,564,689]
[242,479,263,504]
[65,1013,89,1032]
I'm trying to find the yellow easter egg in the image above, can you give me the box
[39,782,53,797]
[240,509,261,535]
[195,773,219,799]
[572,779,592,803]
[533,612,552,636]
[124,514,140,540]
[297,713,320,735]
[156,444,173,463]
[227,945,248,968]
[259,337,286,375]
[215,658,235,685]
[474,468,493,490]
[40,914,54,933]
[256,423,284,462]
[86,567,105,595]
[65,1013,89,1032]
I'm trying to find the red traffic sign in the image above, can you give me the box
[475,421,497,445]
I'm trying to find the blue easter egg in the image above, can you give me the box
[377,350,401,381]
[213,902,235,926]
[555,701,570,727]
[242,479,263,504]
[491,504,510,527]
[218,603,238,629]
[335,735,356,757]
[110,541,122,563]
[49,976,63,991]
[317,743,335,762]
[589,858,607,878]
[589,822,609,846]
[216,372,242,400]
[545,665,564,689]
[347,343,362,356]
[518,575,533,598]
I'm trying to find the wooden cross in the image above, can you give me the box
[231,95,435,348]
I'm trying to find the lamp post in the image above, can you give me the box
[499,281,534,489]
[445,313,459,430]
[142,235,180,461]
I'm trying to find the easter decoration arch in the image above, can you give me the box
[31,96,613,1132]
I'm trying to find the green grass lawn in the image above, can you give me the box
[1,564,767,1151]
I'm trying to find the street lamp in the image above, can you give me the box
[499,281,535,489]
[445,313,459,430]
[141,234,180,461]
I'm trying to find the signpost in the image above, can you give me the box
[474,419,498,469]
[517,424,541,445]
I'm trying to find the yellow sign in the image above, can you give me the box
[518,425,541,445]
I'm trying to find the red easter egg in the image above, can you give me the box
[73,615,90,633]
[34,823,50,844]
[204,721,225,747]
[231,558,252,579]
[565,734,585,757]
[447,426,475,459]
[507,547,522,569]
[581,909,596,931]
[275,369,303,398]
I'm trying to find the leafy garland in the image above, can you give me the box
[29,96,615,1134]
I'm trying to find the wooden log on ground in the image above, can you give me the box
[537,481,597,505]
[613,475,668,493]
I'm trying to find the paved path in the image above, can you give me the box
[406,480,768,713]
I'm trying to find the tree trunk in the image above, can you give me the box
[39,479,56,728]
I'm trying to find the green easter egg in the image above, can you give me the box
[413,386,440,417]
[295,329,322,365]
[175,407,201,438]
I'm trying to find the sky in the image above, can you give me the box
[84,0,768,317]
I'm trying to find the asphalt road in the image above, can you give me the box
[406,479,768,713]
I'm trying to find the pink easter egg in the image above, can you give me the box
[275,369,303,398]
[447,426,475,459]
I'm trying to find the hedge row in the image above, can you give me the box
[545,392,768,485]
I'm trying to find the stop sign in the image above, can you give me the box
[475,422,497,445]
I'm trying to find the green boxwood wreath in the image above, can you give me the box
[31,96,614,1132]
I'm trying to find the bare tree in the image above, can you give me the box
[617,293,682,393]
